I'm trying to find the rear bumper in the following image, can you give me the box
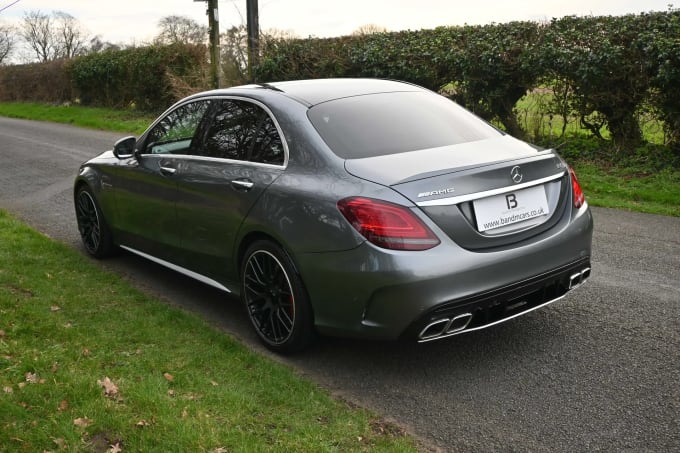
[295,205,593,341]
[405,258,591,342]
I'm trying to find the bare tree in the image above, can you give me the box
[0,23,15,64]
[220,26,298,86]
[21,10,55,62]
[221,25,248,85]
[86,35,120,54]
[155,15,207,45]
[19,10,89,62]
[54,11,88,58]
[352,24,388,35]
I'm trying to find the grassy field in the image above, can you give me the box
[0,210,416,452]
[0,101,678,216]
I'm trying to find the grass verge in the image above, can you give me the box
[0,210,416,452]
[0,102,154,135]
[573,162,680,216]
[0,102,678,216]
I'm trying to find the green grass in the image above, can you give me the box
[0,210,416,452]
[573,163,680,216]
[0,102,155,135]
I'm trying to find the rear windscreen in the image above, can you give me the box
[307,91,503,159]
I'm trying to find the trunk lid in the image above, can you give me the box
[344,136,570,250]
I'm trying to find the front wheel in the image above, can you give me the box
[241,241,314,353]
[74,185,116,258]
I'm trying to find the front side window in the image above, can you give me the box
[197,99,285,165]
[144,100,211,155]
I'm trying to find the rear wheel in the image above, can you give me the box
[241,241,314,353]
[75,186,116,258]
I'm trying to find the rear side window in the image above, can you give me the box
[308,91,502,159]
[197,99,285,165]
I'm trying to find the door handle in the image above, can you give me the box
[231,179,254,191]
[159,166,177,176]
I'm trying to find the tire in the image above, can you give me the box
[241,240,315,353]
[74,185,116,258]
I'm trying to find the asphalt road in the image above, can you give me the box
[1,117,678,452]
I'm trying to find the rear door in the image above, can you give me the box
[173,98,287,283]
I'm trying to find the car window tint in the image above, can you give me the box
[307,91,503,159]
[144,100,211,155]
[199,99,284,165]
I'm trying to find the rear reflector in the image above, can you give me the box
[337,197,440,251]
[569,166,585,208]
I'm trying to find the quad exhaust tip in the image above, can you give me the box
[418,313,473,341]
[569,267,591,290]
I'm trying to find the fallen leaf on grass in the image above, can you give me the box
[211,448,229,453]
[167,389,175,397]
[51,362,59,373]
[50,305,61,312]
[210,380,219,386]
[25,372,39,383]
[82,348,91,357]
[73,417,93,428]
[52,437,66,449]
[97,377,119,398]
[0,329,6,337]
[107,442,123,453]
[135,417,156,428]
[163,373,173,382]
[3,386,12,393]
[58,400,69,412]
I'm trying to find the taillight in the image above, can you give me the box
[337,197,440,251]
[569,166,585,208]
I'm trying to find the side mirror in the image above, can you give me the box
[113,136,137,159]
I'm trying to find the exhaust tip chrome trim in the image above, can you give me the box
[418,313,473,341]
[418,318,450,340]
[569,267,591,290]
[445,313,473,334]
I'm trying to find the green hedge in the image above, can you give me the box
[0,43,207,113]
[0,12,678,153]
[69,43,207,111]
[255,10,680,152]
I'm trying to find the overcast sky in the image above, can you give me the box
[1,0,673,45]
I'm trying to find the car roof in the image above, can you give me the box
[199,78,424,107]
[266,78,424,106]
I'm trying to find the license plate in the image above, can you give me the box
[474,185,549,232]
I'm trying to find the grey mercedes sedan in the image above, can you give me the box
[74,78,593,353]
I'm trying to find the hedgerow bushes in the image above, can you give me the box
[0,11,677,155]
[69,43,206,111]
[256,10,680,154]
[0,43,207,112]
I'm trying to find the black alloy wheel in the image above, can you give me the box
[75,186,115,258]
[241,241,314,353]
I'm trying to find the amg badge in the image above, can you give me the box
[417,187,455,198]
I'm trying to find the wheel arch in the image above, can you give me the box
[236,231,315,321]
[237,231,302,277]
